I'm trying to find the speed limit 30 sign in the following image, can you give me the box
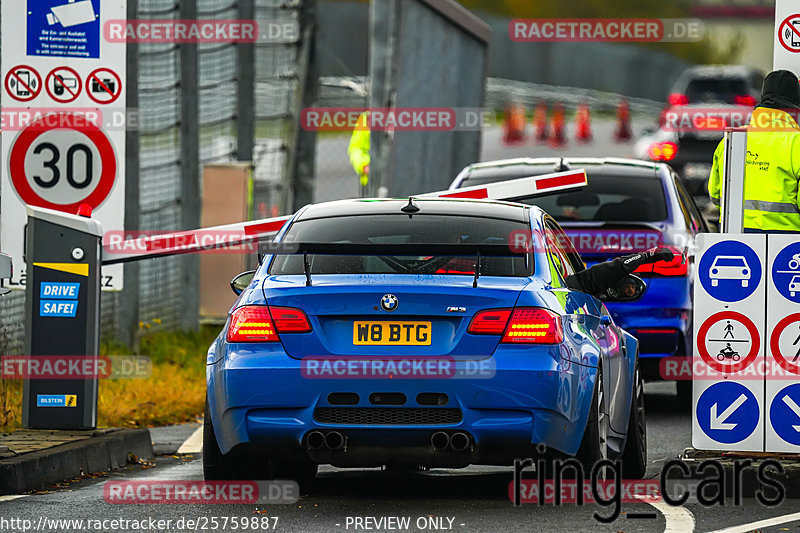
[8,113,116,213]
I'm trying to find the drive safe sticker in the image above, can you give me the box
[39,299,78,317]
[39,282,79,299]
[36,394,77,407]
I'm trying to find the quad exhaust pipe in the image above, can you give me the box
[306,431,325,450]
[306,430,347,451]
[431,431,471,452]
[430,432,450,451]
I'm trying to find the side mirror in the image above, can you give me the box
[230,270,256,296]
[598,275,647,302]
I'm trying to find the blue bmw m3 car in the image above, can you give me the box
[204,197,647,483]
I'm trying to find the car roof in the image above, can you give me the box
[457,157,661,186]
[681,65,763,79]
[294,197,537,223]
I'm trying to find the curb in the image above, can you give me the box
[665,447,800,499]
[0,429,153,495]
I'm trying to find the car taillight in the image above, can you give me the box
[634,246,687,277]
[502,308,564,344]
[667,93,688,107]
[733,94,756,106]
[467,308,512,335]
[269,306,312,333]
[648,141,678,162]
[227,306,279,342]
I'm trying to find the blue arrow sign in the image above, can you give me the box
[697,382,759,444]
[770,384,800,446]
[698,240,761,302]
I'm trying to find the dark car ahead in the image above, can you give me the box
[667,65,763,108]
[636,65,764,216]
[451,157,709,405]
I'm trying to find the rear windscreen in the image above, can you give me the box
[515,175,668,223]
[269,214,531,277]
[686,78,748,104]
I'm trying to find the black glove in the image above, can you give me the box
[619,247,675,274]
[565,246,674,296]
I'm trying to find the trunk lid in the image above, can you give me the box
[262,275,533,358]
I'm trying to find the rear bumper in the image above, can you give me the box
[206,343,598,465]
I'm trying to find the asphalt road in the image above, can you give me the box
[4,382,800,533]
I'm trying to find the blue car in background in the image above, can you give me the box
[204,197,647,484]
[452,158,708,406]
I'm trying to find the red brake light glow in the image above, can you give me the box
[227,306,279,342]
[648,142,678,162]
[467,308,512,335]
[733,95,757,106]
[502,308,564,344]
[667,93,688,107]
[269,306,312,333]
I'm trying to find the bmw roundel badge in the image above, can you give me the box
[380,294,398,312]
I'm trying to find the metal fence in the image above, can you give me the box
[0,0,310,354]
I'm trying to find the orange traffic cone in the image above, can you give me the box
[532,102,549,143]
[550,103,566,147]
[614,99,632,142]
[574,102,592,143]
[503,103,527,145]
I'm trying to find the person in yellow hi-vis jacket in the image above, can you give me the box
[708,70,800,233]
[348,111,370,196]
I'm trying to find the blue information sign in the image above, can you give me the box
[27,0,101,59]
[698,240,762,302]
[696,381,759,444]
[770,384,800,446]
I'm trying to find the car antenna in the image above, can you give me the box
[473,251,481,288]
[401,197,420,215]
[303,251,312,287]
[554,158,570,172]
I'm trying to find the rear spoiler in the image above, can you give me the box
[261,242,527,288]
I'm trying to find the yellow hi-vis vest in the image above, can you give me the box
[348,112,370,187]
[708,108,800,231]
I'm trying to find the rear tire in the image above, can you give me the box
[577,364,609,477]
[676,379,692,410]
[621,360,647,479]
[203,398,270,480]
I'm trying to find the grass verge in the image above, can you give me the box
[0,325,220,434]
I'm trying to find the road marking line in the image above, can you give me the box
[0,495,28,502]
[176,425,203,454]
[635,496,695,533]
[706,512,800,533]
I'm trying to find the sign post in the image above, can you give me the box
[22,206,102,429]
[692,234,766,451]
[1,0,127,292]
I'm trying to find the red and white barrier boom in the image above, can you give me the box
[101,169,587,264]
